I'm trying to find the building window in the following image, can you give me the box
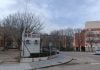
[26,40,30,44]
[34,40,38,44]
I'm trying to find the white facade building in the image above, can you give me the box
[21,33,40,57]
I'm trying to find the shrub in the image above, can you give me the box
[30,52,56,58]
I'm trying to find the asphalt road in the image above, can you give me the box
[39,52,100,70]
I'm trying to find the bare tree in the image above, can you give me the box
[74,28,85,51]
[0,12,43,49]
[50,30,60,35]
[50,28,74,51]
[64,28,74,51]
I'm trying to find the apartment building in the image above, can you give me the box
[74,21,100,52]
[85,21,100,52]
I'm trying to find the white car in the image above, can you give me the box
[95,50,100,55]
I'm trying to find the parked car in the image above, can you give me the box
[95,47,100,55]
[95,50,100,55]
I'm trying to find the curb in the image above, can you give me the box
[31,57,73,69]
[36,58,73,69]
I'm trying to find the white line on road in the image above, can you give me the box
[90,63,100,65]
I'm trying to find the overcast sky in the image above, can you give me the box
[0,0,100,33]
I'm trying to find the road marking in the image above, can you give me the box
[90,63,100,65]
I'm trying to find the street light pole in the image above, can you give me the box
[49,42,52,56]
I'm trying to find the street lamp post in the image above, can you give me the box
[49,42,53,56]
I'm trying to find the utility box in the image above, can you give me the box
[21,33,40,57]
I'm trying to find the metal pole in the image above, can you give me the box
[58,35,60,54]
[49,41,52,57]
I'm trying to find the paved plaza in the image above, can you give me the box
[0,52,100,70]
